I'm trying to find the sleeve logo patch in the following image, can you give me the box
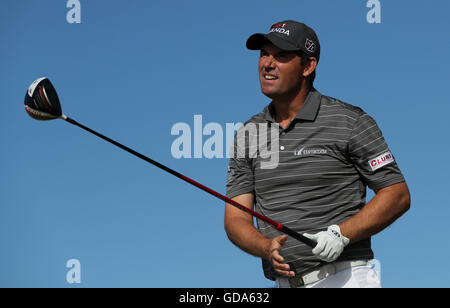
[368,151,394,171]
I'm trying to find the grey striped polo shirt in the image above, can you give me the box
[226,88,405,280]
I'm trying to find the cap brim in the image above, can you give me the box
[246,33,300,51]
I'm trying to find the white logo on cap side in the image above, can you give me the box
[305,39,315,52]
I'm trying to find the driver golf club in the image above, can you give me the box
[24,77,316,248]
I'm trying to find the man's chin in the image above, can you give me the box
[261,90,280,100]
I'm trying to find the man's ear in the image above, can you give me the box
[303,57,317,78]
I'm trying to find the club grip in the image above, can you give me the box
[280,225,317,248]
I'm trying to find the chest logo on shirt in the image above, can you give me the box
[294,146,328,156]
[368,151,395,171]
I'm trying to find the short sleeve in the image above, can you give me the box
[226,133,255,199]
[348,112,405,191]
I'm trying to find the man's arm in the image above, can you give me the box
[303,181,411,263]
[224,193,269,257]
[339,182,411,243]
[224,193,295,276]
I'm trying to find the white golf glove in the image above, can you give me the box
[303,225,350,263]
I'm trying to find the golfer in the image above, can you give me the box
[225,20,410,288]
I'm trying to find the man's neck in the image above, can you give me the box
[273,85,311,127]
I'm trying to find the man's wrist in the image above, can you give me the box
[337,223,352,244]
[262,238,273,260]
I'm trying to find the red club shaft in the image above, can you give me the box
[64,116,316,247]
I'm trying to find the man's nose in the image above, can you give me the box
[262,56,276,70]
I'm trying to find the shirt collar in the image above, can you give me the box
[263,88,321,122]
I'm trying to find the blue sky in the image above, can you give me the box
[1,0,449,287]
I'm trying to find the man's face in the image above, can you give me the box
[259,43,303,99]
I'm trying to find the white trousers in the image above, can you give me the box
[276,261,382,288]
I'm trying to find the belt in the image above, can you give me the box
[277,260,368,288]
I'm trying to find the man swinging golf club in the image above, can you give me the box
[224,20,411,288]
[23,21,410,289]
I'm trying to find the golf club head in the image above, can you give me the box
[24,77,63,120]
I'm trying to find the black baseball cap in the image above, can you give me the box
[246,20,320,62]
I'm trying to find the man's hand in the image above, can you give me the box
[267,235,295,277]
[303,225,349,263]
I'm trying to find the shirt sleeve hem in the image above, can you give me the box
[226,188,254,200]
[369,176,406,191]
